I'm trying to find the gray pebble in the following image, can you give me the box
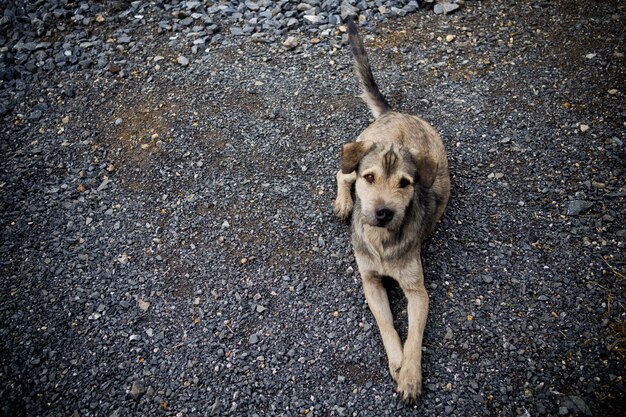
[565,200,593,215]
[340,0,358,20]
[130,381,146,400]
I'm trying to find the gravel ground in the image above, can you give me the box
[1,1,625,416]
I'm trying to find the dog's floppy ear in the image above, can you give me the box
[340,142,373,174]
[412,153,438,188]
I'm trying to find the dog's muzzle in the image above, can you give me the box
[375,207,394,227]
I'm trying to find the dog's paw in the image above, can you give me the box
[388,358,402,384]
[396,361,422,404]
[333,196,353,220]
[386,346,404,383]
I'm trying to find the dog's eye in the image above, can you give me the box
[363,174,375,184]
[399,178,411,188]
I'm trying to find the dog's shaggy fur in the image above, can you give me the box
[334,20,450,403]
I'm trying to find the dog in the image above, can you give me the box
[334,20,450,403]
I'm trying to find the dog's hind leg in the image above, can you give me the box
[361,271,404,383]
[333,170,356,220]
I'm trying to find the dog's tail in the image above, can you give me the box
[346,19,391,118]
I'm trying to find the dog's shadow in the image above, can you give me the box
[382,277,409,340]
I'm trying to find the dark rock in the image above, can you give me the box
[129,381,146,401]
[565,200,593,216]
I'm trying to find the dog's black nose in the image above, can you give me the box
[375,208,394,225]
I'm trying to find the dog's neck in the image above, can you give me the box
[362,224,393,259]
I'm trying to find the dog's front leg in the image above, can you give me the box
[333,170,356,220]
[361,271,404,382]
[396,263,429,403]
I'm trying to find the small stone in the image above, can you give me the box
[96,15,106,23]
[209,400,220,415]
[602,214,614,222]
[245,1,259,11]
[97,178,111,191]
[177,56,189,66]
[434,1,460,15]
[29,109,42,120]
[230,27,244,36]
[608,89,618,95]
[303,15,321,25]
[565,200,593,216]
[340,0,358,20]
[130,381,146,401]
[117,253,130,265]
[579,124,590,133]
[108,64,121,74]
[483,275,493,283]
[446,34,456,42]
[114,117,122,126]
[88,312,101,320]
[256,305,266,313]
[585,53,596,59]
[404,1,419,13]
[221,220,230,229]
[180,17,194,26]
[138,299,150,312]
[297,3,313,11]
[561,396,591,416]
[282,37,299,49]
[249,334,259,344]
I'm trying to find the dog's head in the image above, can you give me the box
[341,141,437,230]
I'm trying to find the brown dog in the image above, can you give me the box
[334,20,450,403]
